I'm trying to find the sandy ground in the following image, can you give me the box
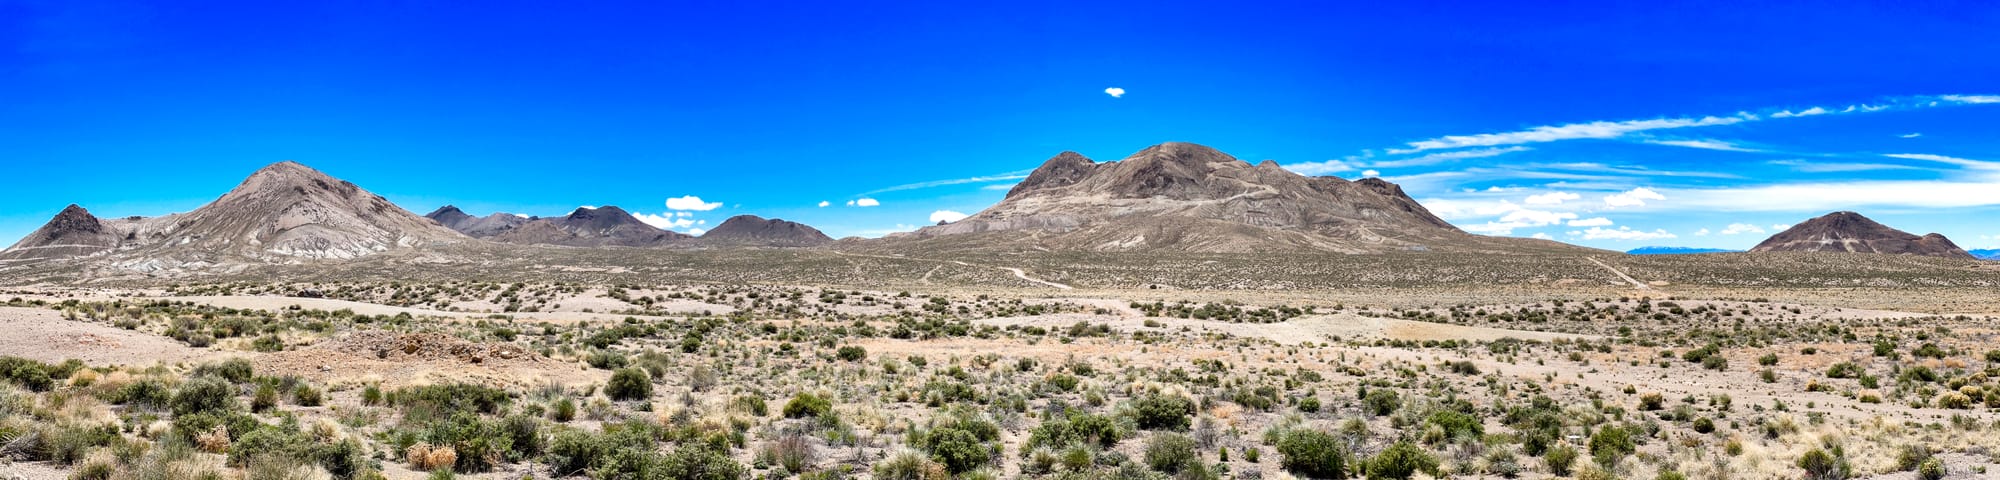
[976,311,1594,344]
[149,296,676,325]
[0,306,219,366]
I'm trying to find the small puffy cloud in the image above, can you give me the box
[1771,224,1791,231]
[1530,232,1553,240]
[1579,226,1677,241]
[1720,223,1766,235]
[675,212,693,218]
[1524,191,1580,205]
[1603,187,1666,208]
[1361,169,1381,177]
[687,228,706,236]
[847,198,881,207]
[1694,228,1711,236]
[1457,201,1578,235]
[1104,87,1125,98]
[929,210,969,224]
[665,195,723,211]
[1567,217,1613,227]
[633,213,698,230]
[1900,133,1923,138]
[817,201,831,208]
[1283,160,1355,176]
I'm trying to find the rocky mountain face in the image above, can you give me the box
[2,162,465,269]
[425,206,532,238]
[0,205,126,262]
[697,215,833,247]
[1750,211,1974,259]
[899,142,1470,253]
[490,206,691,247]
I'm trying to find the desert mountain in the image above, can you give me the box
[0,205,126,262]
[425,206,533,238]
[3,162,465,267]
[896,142,1478,253]
[490,206,691,247]
[1750,211,1973,259]
[147,161,467,260]
[697,215,833,247]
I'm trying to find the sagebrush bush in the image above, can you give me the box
[1277,429,1347,479]
[783,392,832,419]
[606,368,653,401]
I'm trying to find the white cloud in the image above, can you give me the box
[1770,106,1828,118]
[1369,146,1531,168]
[1391,115,1750,153]
[665,195,723,211]
[1668,180,2000,211]
[687,228,706,236]
[929,210,969,224]
[1283,160,1354,176]
[633,213,698,230]
[1361,169,1381,178]
[1900,132,1923,138]
[817,201,831,208]
[847,198,881,207]
[1454,201,1577,235]
[1579,226,1677,241]
[1771,224,1791,231]
[1523,191,1580,205]
[1719,223,1766,235]
[1941,94,2000,104]
[1644,139,1763,152]
[1567,217,1613,227]
[1603,187,1666,208]
[1104,87,1125,98]
[1694,228,1711,236]
[1530,232,1553,240]
[863,171,1032,195]
[1768,159,1919,173]
[1882,153,2000,171]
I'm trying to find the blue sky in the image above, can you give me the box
[3,1,1998,250]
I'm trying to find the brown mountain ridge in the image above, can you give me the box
[1750,211,1973,259]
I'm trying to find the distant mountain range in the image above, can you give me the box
[1626,246,1739,255]
[1972,249,2000,260]
[2,143,1988,276]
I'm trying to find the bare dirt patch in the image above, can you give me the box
[256,330,602,389]
[0,306,216,366]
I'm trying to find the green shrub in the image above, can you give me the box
[923,427,988,474]
[1365,442,1439,480]
[836,346,867,362]
[1277,429,1347,479]
[875,449,948,480]
[551,397,577,423]
[606,368,653,401]
[783,392,832,419]
[1798,447,1849,480]
[171,376,240,416]
[251,383,278,412]
[293,385,324,407]
[1588,426,1634,467]
[192,358,255,383]
[1363,389,1400,416]
[1917,458,1946,480]
[1144,433,1199,474]
[1025,412,1122,453]
[1298,396,1321,413]
[1,357,53,392]
[1130,394,1195,430]
[251,335,285,352]
[1426,409,1483,441]
[393,383,510,424]
[1545,445,1578,476]
[110,378,173,409]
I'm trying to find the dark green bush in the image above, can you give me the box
[1426,409,1483,441]
[171,376,240,416]
[1544,445,1578,476]
[1588,426,1635,468]
[1277,429,1347,479]
[1144,433,1199,474]
[1365,442,1439,480]
[836,346,867,362]
[783,392,832,419]
[394,383,510,423]
[606,368,653,401]
[923,427,988,474]
[1130,394,1195,430]
[1363,389,1400,416]
[192,358,255,383]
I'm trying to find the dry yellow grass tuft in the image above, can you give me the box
[407,443,458,471]
[195,425,231,453]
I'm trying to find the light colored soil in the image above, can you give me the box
[149,296,670,325]
[256,330,606,390]
[0,306,219,366]
[975,311,1594,344]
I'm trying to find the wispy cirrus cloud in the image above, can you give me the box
[1387,94,1998,154]
[1768,159,1919,173]
[1882,153,2000,171]
[862,171,1032,195]
[1644,139,1765,152]
[1367,146,1531,169]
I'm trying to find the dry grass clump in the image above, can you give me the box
[406,443,458,471]
[194,425,231,453]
